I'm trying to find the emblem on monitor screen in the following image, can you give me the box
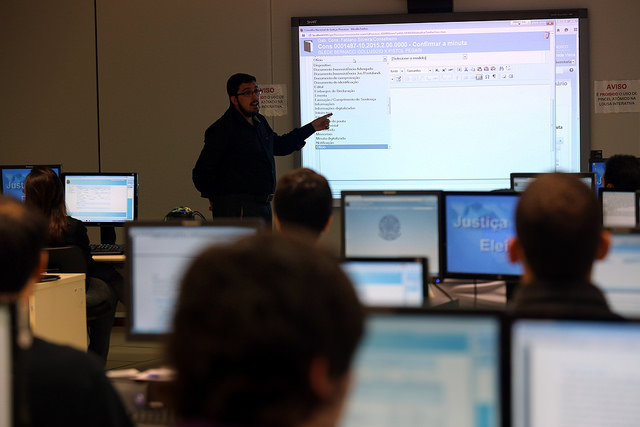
[378,215,401,240]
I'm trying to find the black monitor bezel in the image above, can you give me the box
[442,190,522,281]
[124,218,266,341]
[61,172,138,227]
[340,190,444,283]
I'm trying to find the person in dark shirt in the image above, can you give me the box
[273,168,333,241]
[508,172,620,318]
[167,233,364,427]
[0,195,133,427]
[602,153,640,189]
[193,72,332,224]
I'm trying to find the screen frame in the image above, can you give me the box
[340,189,444,283]
[442,190,521,281]
[124,218,265,341]
[61,172,138,227]
[292,8,591,198]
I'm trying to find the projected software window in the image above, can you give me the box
[297,16,583,194]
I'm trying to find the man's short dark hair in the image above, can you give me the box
[515,173,602,280]
[167,233,364,426]
[226,73,257,97]
[603,154,640,190]
[0,195,48,294]
[273,168,333,237]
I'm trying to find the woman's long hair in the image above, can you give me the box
[23,167,68,245]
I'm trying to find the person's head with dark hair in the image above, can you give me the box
[23,166,68,244]
[226,73,257,98]
[0,195,48,300]
[273,168,333,240]
[167,232,364,427]
[603,154,640,190]
[226,73,261,121]
[509,173,609,283]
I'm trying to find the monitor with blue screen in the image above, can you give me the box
[589,158,607,192]
[444,191,522,279]
[341,191,443,281]
[0,164,61,201]
[592,228,640,317]
[125,220,264,340]
[62,173,138,226]
[341,257,429,307]
[342,309,503,427]
[511,317,640,427]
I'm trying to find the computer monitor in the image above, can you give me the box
[599,188,638,227]
[341,257,429,307]
[0,164,61,201]
[510,172,595,192]
[62,173,138,226]
[443,191,522,280]
[589,157,607,192]
[342,309,503,427]
[592,228,640,317]
[125,219,264,340]
[511,317,640,427]
[341,190,443,281]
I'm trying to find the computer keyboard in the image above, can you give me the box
[131,406,174,427]
[89,243,125,255]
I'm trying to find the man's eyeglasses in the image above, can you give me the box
[236,89,263,97]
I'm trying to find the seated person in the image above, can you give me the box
[603,154,640,189]
[508,173,620,318]
[273,168,333,241]
[166,233,364,427]
[0,195,133,426]
[23,166,121,364]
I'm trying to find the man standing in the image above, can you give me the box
[193,73,332,223]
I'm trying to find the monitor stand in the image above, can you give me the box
[505,280,520,302]
[100,226,116,245]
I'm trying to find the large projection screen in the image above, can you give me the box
[292,9,589,197]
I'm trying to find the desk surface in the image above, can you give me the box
[93,254,125,263]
